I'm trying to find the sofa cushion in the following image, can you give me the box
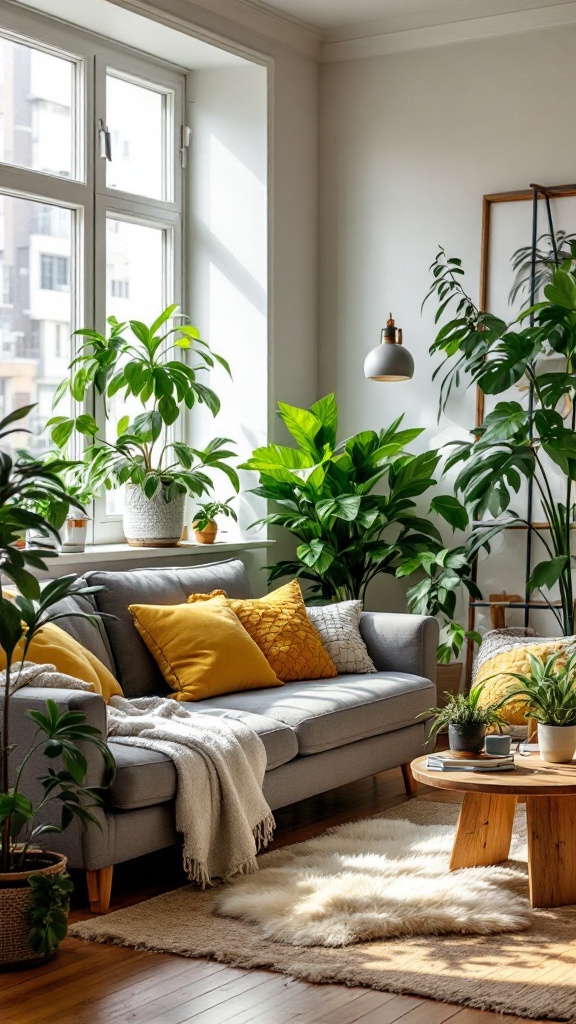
[107,709,298,810]
[84,560,252,698]
[192,672,435,755]
[129,598,282,700]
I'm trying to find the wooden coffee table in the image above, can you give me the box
[411,753,576,909]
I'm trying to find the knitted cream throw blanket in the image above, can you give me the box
[107,696,275,887]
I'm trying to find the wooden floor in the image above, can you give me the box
[2,768,550,1024]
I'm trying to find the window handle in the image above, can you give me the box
[98,119,112,161]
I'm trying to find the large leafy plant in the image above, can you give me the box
[242,394,477,659]
[0,407,114,955]
[425,248,576,637]
[48,305,239,504]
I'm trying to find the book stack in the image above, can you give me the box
[427,752,515,772]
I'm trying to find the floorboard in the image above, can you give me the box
[3,766,552,1024]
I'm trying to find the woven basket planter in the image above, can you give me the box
[0,851,68,970]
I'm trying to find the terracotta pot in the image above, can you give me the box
[0,850,68,969]
[192,520,218,545]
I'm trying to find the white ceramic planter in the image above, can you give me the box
[537,723,576,764]
[123,485,185,547]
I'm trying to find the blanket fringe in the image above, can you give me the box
[183,813,276,888]
[254,813,276,853]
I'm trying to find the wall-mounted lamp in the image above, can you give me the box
[363,314,414,382]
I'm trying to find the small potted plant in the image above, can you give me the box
[0,406,115,967]
[21,452,94,554]
[47,305,239,547]
[192,497,237,544]
[420,685,507,756]
[492,650,576,763]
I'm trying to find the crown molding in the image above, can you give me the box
[322,1,576,62]
[112,0,322,59]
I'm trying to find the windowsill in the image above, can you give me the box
[52,537,273,567]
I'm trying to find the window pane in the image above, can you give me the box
[0,194,73,454]
[106,74,170,201]
[105,217,166,513]
[0,36,75,179]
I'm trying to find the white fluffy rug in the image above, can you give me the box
[214,813,532,947]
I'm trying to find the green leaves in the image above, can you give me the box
[479,402,529,443]
[243,394,461,605]
[544,268,576,309]
[429,495,468,531]
[27,870,73,958]
[527,556,569,594]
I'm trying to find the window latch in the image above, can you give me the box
[98,119,112,161]
[180,125,191,168]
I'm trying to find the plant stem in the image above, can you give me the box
[2,652,11,873]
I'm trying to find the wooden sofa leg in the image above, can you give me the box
[401,762,417,798]
[86,866,113,914]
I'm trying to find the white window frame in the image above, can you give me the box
[0,1,186,544]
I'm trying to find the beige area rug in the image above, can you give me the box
[71,801,576,1022]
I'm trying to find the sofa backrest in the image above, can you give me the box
[44,592,116,674]
[82,559,253,698]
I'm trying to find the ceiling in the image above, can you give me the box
[253,0,574,35]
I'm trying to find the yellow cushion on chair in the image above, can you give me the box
[129,596,282,701]
[0,622,123,702]
[475,637,573,725]
[188,580,338,683]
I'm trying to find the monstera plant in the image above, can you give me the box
[242,394,478,661]
[424,247,576,637]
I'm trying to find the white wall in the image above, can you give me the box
[319,23,576,625]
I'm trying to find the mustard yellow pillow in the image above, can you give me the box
[475,637,571,725]
[189,580,338,683]
[129,596,282,701]
[0,622,123,702]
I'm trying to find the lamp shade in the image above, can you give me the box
[364,315,414,382]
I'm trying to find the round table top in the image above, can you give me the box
[411,753,576,796]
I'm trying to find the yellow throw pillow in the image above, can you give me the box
[475,637,572,725]
[129,596,282,701]
[0,622,123,702]
[189,580,338,683]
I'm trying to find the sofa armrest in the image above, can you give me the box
[5,688,109,795]
[360,612,438,686]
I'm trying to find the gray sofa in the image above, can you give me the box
[7,558,438,912]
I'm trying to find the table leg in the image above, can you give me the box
[450,792,517,870]
[526,795,576,908]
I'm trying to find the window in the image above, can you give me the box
[0,11,184,538]
[110,279,129,299]
[40,254,69,291]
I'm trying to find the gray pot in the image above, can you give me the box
[123,485,185,547]
[448,722,486,756]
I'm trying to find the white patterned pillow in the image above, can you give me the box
[306,601,376,674]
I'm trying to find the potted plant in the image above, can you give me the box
[192,497,237,545]
[420,686,507,756]
[20,451,94,554]
[47,305,239,547]
[0,406,115,967]
[492,650,576,763]
[423,248,576,638]
[241,393,480,661]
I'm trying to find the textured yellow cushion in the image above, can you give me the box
[129,597,282,701]
[189,580,338,683]
[475,638,571,725]
[0,622,123,702]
